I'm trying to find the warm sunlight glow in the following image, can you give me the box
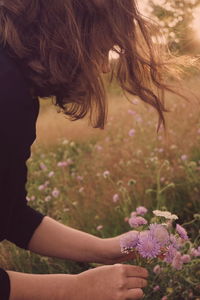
[192,6,200,40]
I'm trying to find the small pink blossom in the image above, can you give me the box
[176,224,188,240]
[153,285,160,292]
[79,187,84,193]
[40,162,47,171]
[136,206,148,216]
[112,194,120,203]
[38,184,45,191]
[128,129,136,137]
[52,188,60,198]
[77,175,83,181]
[48,171,55,177]
[45,196,51,202]
[181,154,188,161]
[103,170,110,178]
[96,225,103,231]
[128,216,148,228]
[181,254,191,264]
[57,161,68,167]
[172,252,183,270]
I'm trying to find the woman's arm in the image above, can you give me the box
[7,271,77,300]
[28,216,123,264]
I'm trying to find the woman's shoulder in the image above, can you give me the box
[0,44,38,110]
[0,44,33,96]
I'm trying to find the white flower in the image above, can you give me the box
[153,210,178,220]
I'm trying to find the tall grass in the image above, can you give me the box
[0,77,200,299]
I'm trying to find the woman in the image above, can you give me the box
[0,0,172,299]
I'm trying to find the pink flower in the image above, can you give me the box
[153,285,160,292]
[79,187,84,193]
[190,248,200,257]
[38,184,45,191]
[164,245,177,263]
[57,161,68,167]
[176,224,188,240]
[112,194,120,203]
[136,206,148,216]
[52,188,60,198]
[128,216,148,228]
[40,162,47,171]
[172,252,183,270]
[96,225,103,231]
[181,154,188,161]
[103,170,110,178]
[161,297,168,300]
[45,196,51,202]
[181,254,191,264]
[48,171,54,177]
[128,129,136,137]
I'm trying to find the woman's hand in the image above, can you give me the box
[98,232,137,265]
[70,264,148,300]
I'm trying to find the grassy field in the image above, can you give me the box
[0,77,200,299]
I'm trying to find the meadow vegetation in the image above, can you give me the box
[0,76,200,299]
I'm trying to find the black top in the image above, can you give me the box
[0,45,45,249]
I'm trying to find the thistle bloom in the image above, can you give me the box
[176,224,188,240]
[136,206,148,216]
[120,231,139,253]
[149,224,169,247]
[128,216,148,228]
[136,233,161,258]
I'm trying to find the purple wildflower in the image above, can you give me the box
[172,251,183,270]
[164,245,177,263]
[136,206,148,216]
[176,224,188,240]
[136,233,161,259]
[120,231,139,253]
[149,224,169,247]
[128,216,148,228]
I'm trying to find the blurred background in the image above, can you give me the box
[0,1,200,299]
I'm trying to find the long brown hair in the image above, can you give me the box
[0,0,176,128]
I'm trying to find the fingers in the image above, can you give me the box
[126,277,147,289]
[118,264,148,279]
[126,288,144,300]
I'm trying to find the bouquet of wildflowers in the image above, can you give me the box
[120,207,200,270]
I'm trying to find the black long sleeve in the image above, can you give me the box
[0,46,45,249]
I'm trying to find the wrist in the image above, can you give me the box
[97,237,122,264]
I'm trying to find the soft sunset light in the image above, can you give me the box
[192,6,200,40]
